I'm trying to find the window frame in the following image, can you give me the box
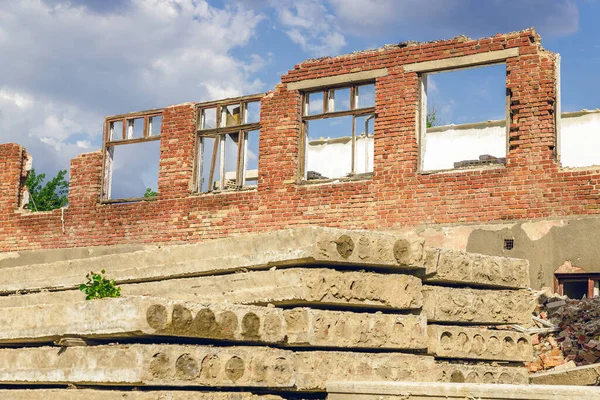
[299,82,376,182]
[194,94,263,193]
[555,273,600,299]
[101,108,164,202]
[416,62,511,173]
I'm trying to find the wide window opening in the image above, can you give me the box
[195,95,262,193]
[559,111,600,168]
[103,111,162,202]
[420,64,507,172]
[556,273,600,299]
[301,83,375,181]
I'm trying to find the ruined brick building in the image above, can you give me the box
[1,28,600,399]
[2,28,600,294]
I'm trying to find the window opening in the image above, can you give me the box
[195,95,263,193]
[504,239,514,250]
[301,83,375,180]
[102,110,162,201]
[419,64,507,172]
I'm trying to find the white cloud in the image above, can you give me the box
[0,0,266,178]
[273,0,346,57]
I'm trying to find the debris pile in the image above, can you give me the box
[527,292,600,373]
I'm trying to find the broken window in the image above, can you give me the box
[556,274,600,299]
[195,95,262,192]
[419,64,507,172]
[301,83,375,180]
[102,110,162,201]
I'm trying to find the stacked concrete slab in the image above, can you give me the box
[0,227,534,398]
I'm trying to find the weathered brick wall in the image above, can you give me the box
[2,29,598,252]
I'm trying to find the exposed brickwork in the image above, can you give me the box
[2,29,598,252]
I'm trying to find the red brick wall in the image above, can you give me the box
[2,29,598,252]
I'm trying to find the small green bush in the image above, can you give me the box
[79,269,121,300]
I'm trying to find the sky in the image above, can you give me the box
[0,0,598,197]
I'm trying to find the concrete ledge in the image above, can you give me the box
[403,48,519,73]
[0,297,427,350]
[423,249,530,289]
[0,390,283,400]
[0,344,435,391]
[428,325,532,362]
[326,381,600,399]
[286,69,388,91]
[0,227,424,294]
[530,362,600,386]
[422,286,532,325]
[0,268,423,310]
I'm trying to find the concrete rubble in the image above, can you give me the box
[528,292,600,372]
[0,227,537,397]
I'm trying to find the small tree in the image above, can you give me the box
[144,188,158,197]
[25,168,69,211]
[426,106,437,128]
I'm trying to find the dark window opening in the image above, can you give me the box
[504,239,514,250]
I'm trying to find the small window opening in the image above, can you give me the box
[302,83,375,181]
[504,239,514,250]
[420,64,507,172]
[562,280,588,299]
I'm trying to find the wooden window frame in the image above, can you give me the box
[299,82,376,182]
[101,108,163,202]
[194,94,263,193]
[555,273,600,299]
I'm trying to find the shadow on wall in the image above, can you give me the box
[465,218,600,289]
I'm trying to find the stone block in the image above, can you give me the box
[0,390,283,400]
[0,227,424,294]
[285,308,427,350]
[423,249,530,289]
[0,297,426,350]
[428,325,532,362]
[422,286,532,325]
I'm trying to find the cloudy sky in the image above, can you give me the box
[0,0,597,197]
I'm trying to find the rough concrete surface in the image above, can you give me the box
[0,297,427,350]
[423,249,529,289]
[0,344,437,391]
[0,227,425,294]
[428,325,532,362]
[0,390,283,400]
[326,381,600,399]
[285,308,427,350]
[422,285,532,325]
[530,362,600,386]
[0,268,423,310]
[435,362,529,385]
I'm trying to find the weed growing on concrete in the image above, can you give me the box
[79,269,121,300]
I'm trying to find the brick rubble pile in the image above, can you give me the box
[527,293,600,373]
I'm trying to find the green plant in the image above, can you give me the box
[79,269,121,300]
[144,188,157,197]
[25,168,69,211]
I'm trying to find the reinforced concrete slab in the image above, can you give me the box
[0,390,283,400]
[423,249,530,289]
[326,381,600,399]
[0,344,436,391]
[0,297,427,350]
[0,268,423,310]
[0,227,425,294]
[428,325,532,362]
[530,362,600,386]
[435,362,529,385]
[422,286,532,325]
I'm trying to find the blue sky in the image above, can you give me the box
[0,0,598,196]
